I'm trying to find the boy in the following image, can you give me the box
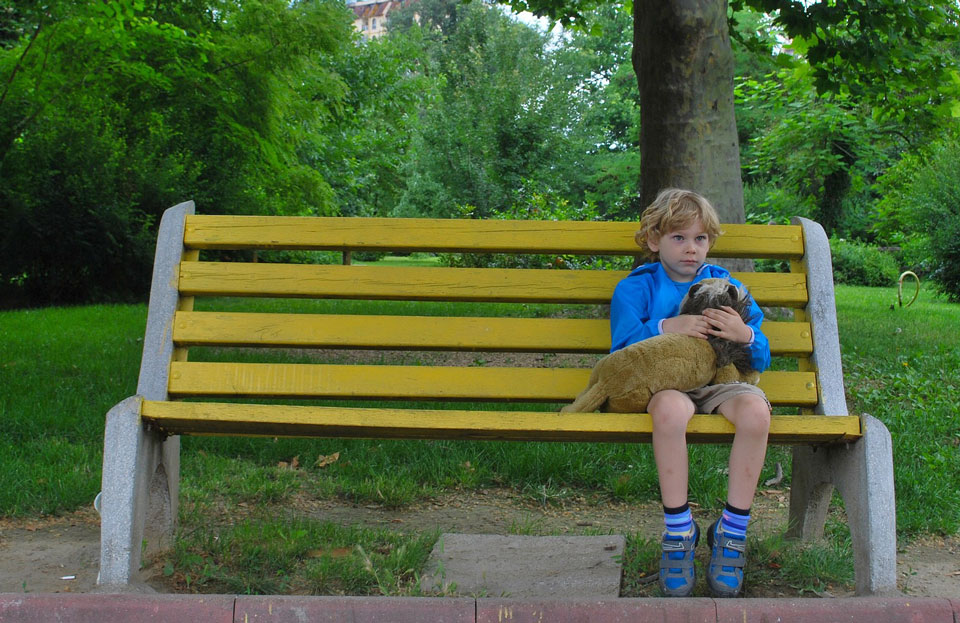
[610,188,771,597]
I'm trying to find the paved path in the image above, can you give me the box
[2,594,960,622]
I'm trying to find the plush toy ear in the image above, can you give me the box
[726,283,739,302]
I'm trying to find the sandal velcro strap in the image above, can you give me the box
[659,538,697,571]
[713,534,746,568]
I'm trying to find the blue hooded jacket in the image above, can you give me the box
[609,262,771,373]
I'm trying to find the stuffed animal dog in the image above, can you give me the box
[561,278,760,413]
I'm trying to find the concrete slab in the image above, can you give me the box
[420,533,625,598]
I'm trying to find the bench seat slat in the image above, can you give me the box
[178,263,809,306]
[167,362,818,405]
[184,216,805,259]
[141,401,861,444]
[174,311,813,356]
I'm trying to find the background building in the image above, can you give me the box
[346,0,415,40]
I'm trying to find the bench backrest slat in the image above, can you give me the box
[167,361,819,406]
[173,311,813,356]
[178,262,808,306]
[184,216,805,259]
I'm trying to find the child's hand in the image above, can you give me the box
[661,314,712,339]
[702,306,752,343]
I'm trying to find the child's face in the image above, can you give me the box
[647,220,710,282]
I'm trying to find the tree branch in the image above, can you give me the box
[0,19,43,111]
[212,40,283,75]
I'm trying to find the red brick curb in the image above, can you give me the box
[0,593,235,623]
[2,594,958,623]
[235,595,475,622]
[477,597,719,622]
[478,597,960,623]
[715,597,958,622]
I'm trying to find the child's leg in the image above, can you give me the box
[708,392,771,597]
[650,390,698,597]
[649,389,696,508]
[716,393,771,508]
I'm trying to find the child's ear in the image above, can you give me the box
[646,234,660,254]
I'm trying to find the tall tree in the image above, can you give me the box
[634,0,744,221]
[499,0,959,223]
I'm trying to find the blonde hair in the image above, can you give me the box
[634,188,723,261]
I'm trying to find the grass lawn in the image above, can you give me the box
[1,276,957,595]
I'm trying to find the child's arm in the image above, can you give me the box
[609,277,665,351]
[610,294,660,351]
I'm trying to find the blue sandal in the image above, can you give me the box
[706,519,746,597]
[658,522,699,597]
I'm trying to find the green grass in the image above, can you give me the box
[1,281,958,594]
[164,512,439,595]
[0,304,144,515]
[836,285,960,535]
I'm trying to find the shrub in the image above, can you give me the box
[874,130,960,301]
[828,239,899,287]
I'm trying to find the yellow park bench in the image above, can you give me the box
[98,200,896,595]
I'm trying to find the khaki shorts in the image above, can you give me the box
[685,383,771,414]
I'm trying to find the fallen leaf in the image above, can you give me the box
[278,456,300,470]
[315,452,340,468]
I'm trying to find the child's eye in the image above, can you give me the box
[696,235,708,242]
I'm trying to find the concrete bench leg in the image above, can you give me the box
[787,414,897,595]
[99,395,179,588]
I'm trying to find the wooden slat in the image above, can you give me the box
[141,401,861,444]
[178,263,808,306]
[175,312,608,352]
[167,362,818,406]
[183,215,805,259]
[173,311,813,356]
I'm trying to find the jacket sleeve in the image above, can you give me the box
[744,294,771,373]
[609,278,660,352]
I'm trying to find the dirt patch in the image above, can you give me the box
[0,509,102,594]
[1,492,958,598]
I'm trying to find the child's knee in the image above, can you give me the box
[739,396,771,435]
[649,390,695,435]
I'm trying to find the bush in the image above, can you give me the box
[0,103,159,308]
[828,239,899,287]
[874,130,960,301]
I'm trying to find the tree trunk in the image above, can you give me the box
[632,0,745,227]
